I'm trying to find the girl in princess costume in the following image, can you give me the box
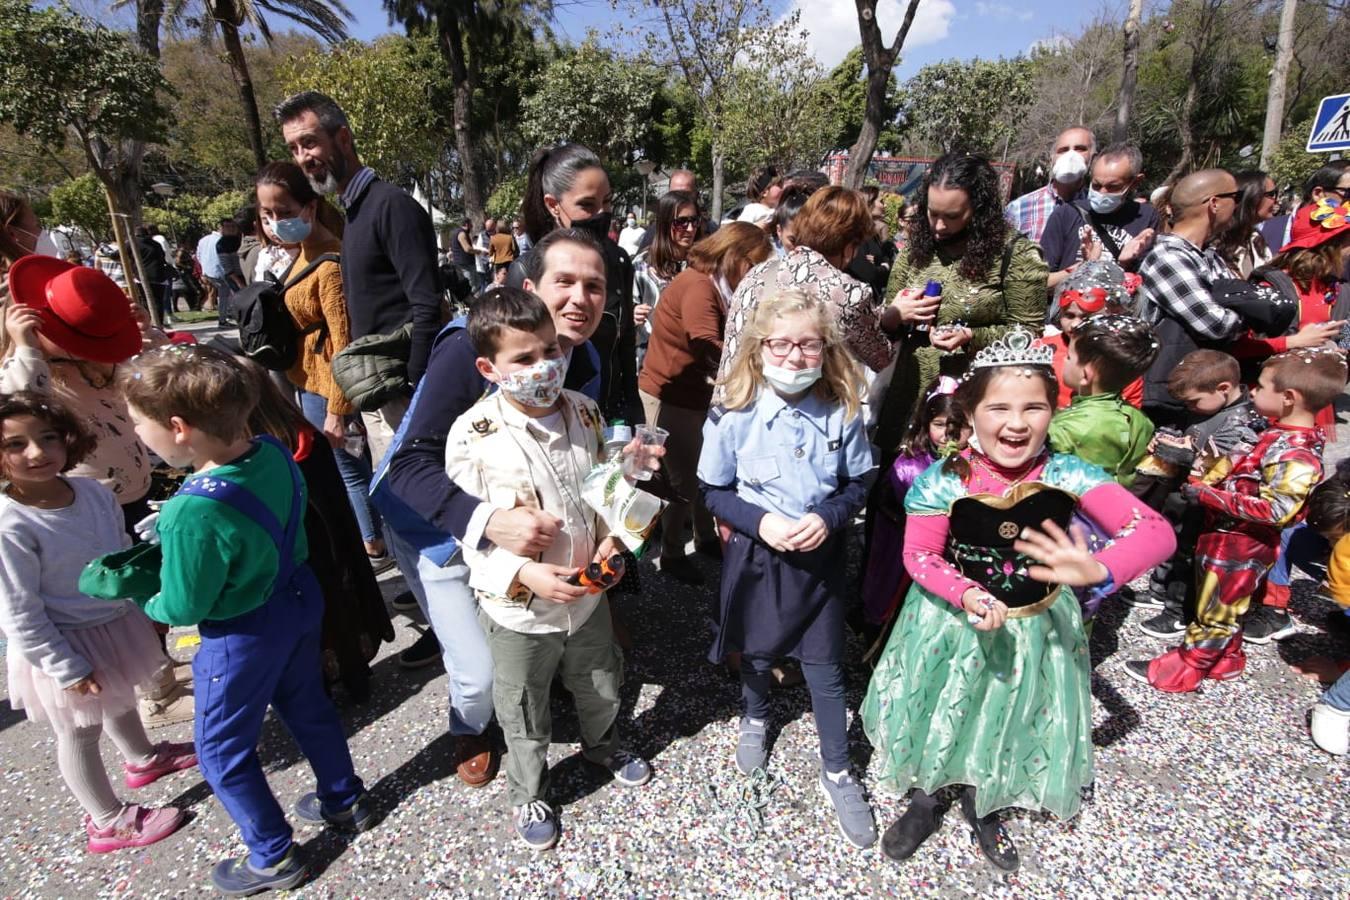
[861,329,1175,870]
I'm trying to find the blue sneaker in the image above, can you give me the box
[819,770,878,849]
[210,847,308,896]
[590,749,652,787]
[294,791,376,833]
[735,717,768,775]
[513,800,559,851]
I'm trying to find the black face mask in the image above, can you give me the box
[217,234,242,253]
[567,211,613,241]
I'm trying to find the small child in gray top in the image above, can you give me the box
[0,392,194,852]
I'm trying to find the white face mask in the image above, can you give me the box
[1052,151,1089,185]
[492,356,566,408]
[763,362,822,395]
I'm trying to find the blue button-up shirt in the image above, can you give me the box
[698,388,875,521]
[195,232,223,279]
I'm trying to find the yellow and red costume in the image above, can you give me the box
[1145,423,1324,692]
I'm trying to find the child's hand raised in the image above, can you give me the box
[4,303,42,350]
[518,562,589,604]
[66,675,102,696]
[758,513,798,552]
[786,513,829,552]
[1013,518,1110,587]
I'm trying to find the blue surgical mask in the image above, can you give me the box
[269,215,312,245]
[1088,188,1126,215]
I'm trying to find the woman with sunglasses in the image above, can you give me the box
[633,191,702,344]
[1216,170,1280,278]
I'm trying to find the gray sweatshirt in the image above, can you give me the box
[0,478,132,687]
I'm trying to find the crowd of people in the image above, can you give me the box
[2,91,1350,893]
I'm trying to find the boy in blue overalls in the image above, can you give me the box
[118,345,371,895]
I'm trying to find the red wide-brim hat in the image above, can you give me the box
[7,255,142,364]
[1280,200,1350,253]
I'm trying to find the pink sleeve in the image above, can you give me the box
[903,513,981,609]
[1079,482,1177,586]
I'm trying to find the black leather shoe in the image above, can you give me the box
[959,789,1018,872]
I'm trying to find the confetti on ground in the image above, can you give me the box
[3,370,1350,898]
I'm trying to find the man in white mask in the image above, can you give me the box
[1004,126,1096,244]
[1040,142,1160,289]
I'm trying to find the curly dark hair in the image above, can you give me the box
[905,153,1009,283]
[0,392,98,478]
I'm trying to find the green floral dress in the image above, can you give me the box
[875,235,1049,455]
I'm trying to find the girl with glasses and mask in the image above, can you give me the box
[254,161,392,572]
[698,288,879,850]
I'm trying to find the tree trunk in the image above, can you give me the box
[845,0,921,189]
[710,145,725,223]
[440,13,486,230]
[1165,79,1200,185]
[1259,0,1298,170]
[1113,0,1144,143]
[134,0,163,57]
[220,20,267,171]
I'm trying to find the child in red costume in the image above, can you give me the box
[1126,346,1347,692]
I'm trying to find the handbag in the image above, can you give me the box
[78,542,163,603]
[330,323,414,412]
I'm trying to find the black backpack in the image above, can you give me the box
[230,253,340,371]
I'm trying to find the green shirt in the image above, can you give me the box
[1048,392,1155,488]
[875,234,1049,454]
[141,439,308,627]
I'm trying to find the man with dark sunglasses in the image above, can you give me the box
[1136,168,1244,426]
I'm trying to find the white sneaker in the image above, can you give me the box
[139,685,194,730]
[1310,703,1350,755]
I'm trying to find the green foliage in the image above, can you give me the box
[900,57,1035,157]
[49,174,112,242]
[877,191,905,236]
[141,206,193,240]
[523,39,662,167]
[201,190,252,228]
[486,173,527,220]
[1268,117,1327,193]
[161,34,317,191]
[0,0,173,152]
[719,28,838,176]
[279,34,449,182]
[824,46,902,152]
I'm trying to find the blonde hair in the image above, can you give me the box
[718,288,864,420]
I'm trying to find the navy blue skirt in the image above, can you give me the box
[709,530,847,666]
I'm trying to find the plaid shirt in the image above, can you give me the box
[1136,233,1241,341]
[1004,183,1081,244]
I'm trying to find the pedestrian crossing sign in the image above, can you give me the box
[1308,93,1350,152]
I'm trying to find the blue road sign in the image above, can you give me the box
[1308,93,1350,153]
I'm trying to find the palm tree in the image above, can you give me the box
[146,0,353,169]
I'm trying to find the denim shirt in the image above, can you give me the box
[698,387,875,521]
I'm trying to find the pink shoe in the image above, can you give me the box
[86,804,185,853]
[124,741,198,789]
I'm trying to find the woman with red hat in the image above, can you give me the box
[1230,199,1350,434]
[0,235,193,729]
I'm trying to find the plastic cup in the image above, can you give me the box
[630,424,668,481]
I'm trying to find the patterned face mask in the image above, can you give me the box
[492,356,566,408]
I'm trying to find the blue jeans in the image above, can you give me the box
[385,527,494,737]
[1267,523,1329,588]
[1324,668,1350,711]
[298,391,383,543]
[194,567,363,868]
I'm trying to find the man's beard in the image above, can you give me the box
[307,155,347,196]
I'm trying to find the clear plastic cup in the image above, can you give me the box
[628,424,668,481]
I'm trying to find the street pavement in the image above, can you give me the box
[2,395,1349,898]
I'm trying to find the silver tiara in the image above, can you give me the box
[969,328,1054,370]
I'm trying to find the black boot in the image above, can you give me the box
[960,787,1019,872]
[880,789,941,862]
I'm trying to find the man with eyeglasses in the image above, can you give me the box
[1136,168,1244,426]
[1259,161,1350,252]
[1040,143,1161,290]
